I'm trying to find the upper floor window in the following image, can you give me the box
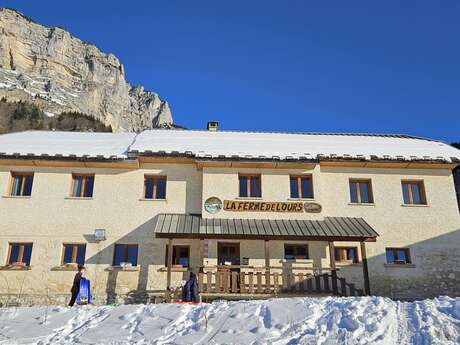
[10,172,34,196]
[113,244,138,267]
[284,244,308,260]
[165,245,190,267]
[8,243,33,266]
[334,247,358,263]
[290,175,313,199]
[349,179,373,204]
[62,244,86,265]
[72,174,94,198]
[239,174,261,198]
[71,174,95,198]
[401,180,426,205]
[386,247,411,264]
[144,175,167,199]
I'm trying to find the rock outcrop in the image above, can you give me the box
[0,8,173,132]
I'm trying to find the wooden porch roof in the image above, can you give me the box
[154,214,379,242]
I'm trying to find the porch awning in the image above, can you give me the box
[154,214,379,242]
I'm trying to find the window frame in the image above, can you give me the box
[284,244,309,261]
[112,244,139,267]
[71,173,95,198]
[238,173,262,198]
[7,242,33,266]
[401,180,427,205]
[61,243,86,266]
[165,245,191,268]
[9,172,34,197]
[334,246,359,264]
[385,247,411,265]
[143,175,167,200]
[290,175,314,199]
[349,179,374,204]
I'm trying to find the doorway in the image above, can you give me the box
[217,242,240,266]
[217,242,240,292]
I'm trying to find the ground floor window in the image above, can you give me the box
[8,243,33,266]
[385,247,411,264]
[284,244,309,260]
[165,245,190,267]
[113,244,138,266]
[334,247,358,263]
[62,244,86,265]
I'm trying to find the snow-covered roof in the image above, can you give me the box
[0,129,459,163]
[0,131,136,159]
[131,129,460,163]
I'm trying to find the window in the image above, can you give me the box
[401,181,426,205]
[284,244,308,260]
[349,179,373,203]
[165,245,190,267]
[290,175,314,199]
[239,174,261,198]
[386,248,411,264]
[62,244,86,265]
[8,243,33,266]
[10,172,34,196]
[71,174,95,198]
[113,244,138,266]
[144,175,167,199]
[334,247,358,263]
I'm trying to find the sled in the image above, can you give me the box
[77,278,92,305]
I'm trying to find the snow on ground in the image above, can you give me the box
[0,296,458,345]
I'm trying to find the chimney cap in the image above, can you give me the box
[207,121,219,131]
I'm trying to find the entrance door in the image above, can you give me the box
[217,242,240,292]
[218,242,240,266]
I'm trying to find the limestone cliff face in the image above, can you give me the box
[0,8,173,132]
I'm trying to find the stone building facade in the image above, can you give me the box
[0,129,459,305]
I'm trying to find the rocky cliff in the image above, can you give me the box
[0,8,173,132]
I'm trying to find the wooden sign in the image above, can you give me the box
[223,200,304,212]
[304,202,322,213]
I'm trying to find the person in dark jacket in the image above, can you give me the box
[181,271,199,303]
[69,265,85,307]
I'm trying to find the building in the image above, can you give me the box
[0,126,459,305]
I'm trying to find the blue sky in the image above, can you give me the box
[3,1,459,142]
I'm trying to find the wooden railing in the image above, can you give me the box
[197,271,363,297]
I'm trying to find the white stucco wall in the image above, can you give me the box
[0,160,458,304]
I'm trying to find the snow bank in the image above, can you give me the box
[0,296,458,345]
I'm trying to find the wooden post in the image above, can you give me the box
[264,240,270,293]
[360,241,371,295]
[328,241,338,295]
[339,277,347,296]
[240,272,246,293]
[166,238,173,301]
[198,272,204,293]
[273,273,279,294]
[256,272,263,293]
[248,272,254,293]
[206,271,212,292]
[199,238,205,269]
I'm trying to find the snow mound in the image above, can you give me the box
[0,296,458,344]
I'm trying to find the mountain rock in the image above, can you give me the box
[0,8,173,132]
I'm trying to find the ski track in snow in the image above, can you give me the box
[0,296,458,345]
